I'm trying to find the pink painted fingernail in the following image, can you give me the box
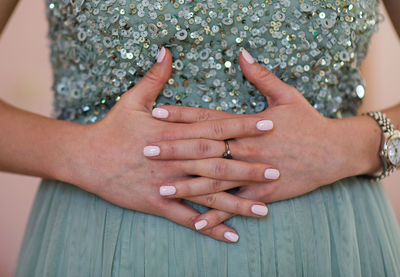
[143,146,160,156]
[194,219,208,230]
[152,108,169,118]
[256,120,273,131]
[251,204,268,216]
[224,231,239,242]
[241,49,255,64]
[156,46,166,63]
[264,168,280,180]
[160,185,176,196]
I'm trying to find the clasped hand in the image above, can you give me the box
[143,48,371,237]
[77,47,372,243]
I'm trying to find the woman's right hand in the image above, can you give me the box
[61,47,274,242]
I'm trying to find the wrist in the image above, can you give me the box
[52,120,93,186]
[331,115,383,178]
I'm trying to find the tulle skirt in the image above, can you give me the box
[15,175,400,276]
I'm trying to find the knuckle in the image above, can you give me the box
[205,194,217,207]
[212,160,228,177]
[210,179,223,192]
[196,140,211,156]
[256,65,274,82]
[210,122,225,138]
[233,199,245,214]
[165,142,176,156]
[213,211,227,223]
[144,68,160,84]
[239,119,250,134]
[180,181,193,196]
[172,107,183,121]
[197,110,211,121]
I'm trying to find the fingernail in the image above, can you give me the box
[156,46,166,63]
[251,204,268,216]
[152,108,169,118]
[194,219,208,230]
[160,185,176,196]
[256,120,273,131]
[264,168,280,180]
[143,146,160,156]
[241,49,255,64]
[224,231,239,242]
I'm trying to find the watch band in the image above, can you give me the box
[361,111,397,181]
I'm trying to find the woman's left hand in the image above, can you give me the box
[145,49,382,231]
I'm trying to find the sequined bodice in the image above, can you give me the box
[45,0,380,123]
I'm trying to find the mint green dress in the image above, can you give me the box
[15,0,400,276]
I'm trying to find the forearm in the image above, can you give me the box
[0,99,85,181]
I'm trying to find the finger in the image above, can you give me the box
[191,185,272,231]
[182,158,280,182]
[150,116,273,142]
[145,139,225,160]
[193,209,235,231]
[144,138,252,162]
[239,48,298,106]
[159,177,258,198]
[185,191,269,218]
[172,116,274,141]
[162,200,240,242]
[121,46,173,112]
[152,105,247,123]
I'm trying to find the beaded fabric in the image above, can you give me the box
[45,0,381,124]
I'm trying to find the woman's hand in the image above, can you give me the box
[146,49,382,230]
[61,47,275,242]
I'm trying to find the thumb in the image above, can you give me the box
[239,49,298,106]
[122,46,172,112]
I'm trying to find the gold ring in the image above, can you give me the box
[222,140,233,159]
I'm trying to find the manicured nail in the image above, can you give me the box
[251,204,268,216]
[224,231,239,242]
[160,185,176,196]
[152,108,169,118]
[241,49,255,64]
[256,120,273,131]
[143,146,160,156]
[264,168,280,180]
[156,46,166,63]
[194,219,208,230]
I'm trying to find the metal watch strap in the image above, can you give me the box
[361,111,396,181]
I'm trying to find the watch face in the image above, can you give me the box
[388,137,400,165]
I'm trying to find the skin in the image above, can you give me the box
[1,48,276,243]
[148,50,399,231]
[0,0,399,242]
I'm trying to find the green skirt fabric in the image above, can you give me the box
[15,175,400,276]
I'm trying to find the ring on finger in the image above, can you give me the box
[222,139,233,159]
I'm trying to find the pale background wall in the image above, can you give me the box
[0,1,399,277]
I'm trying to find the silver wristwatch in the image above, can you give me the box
[362,111,400,181]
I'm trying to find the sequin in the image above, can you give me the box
[45,0,382,123]
[356,85,365,98]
